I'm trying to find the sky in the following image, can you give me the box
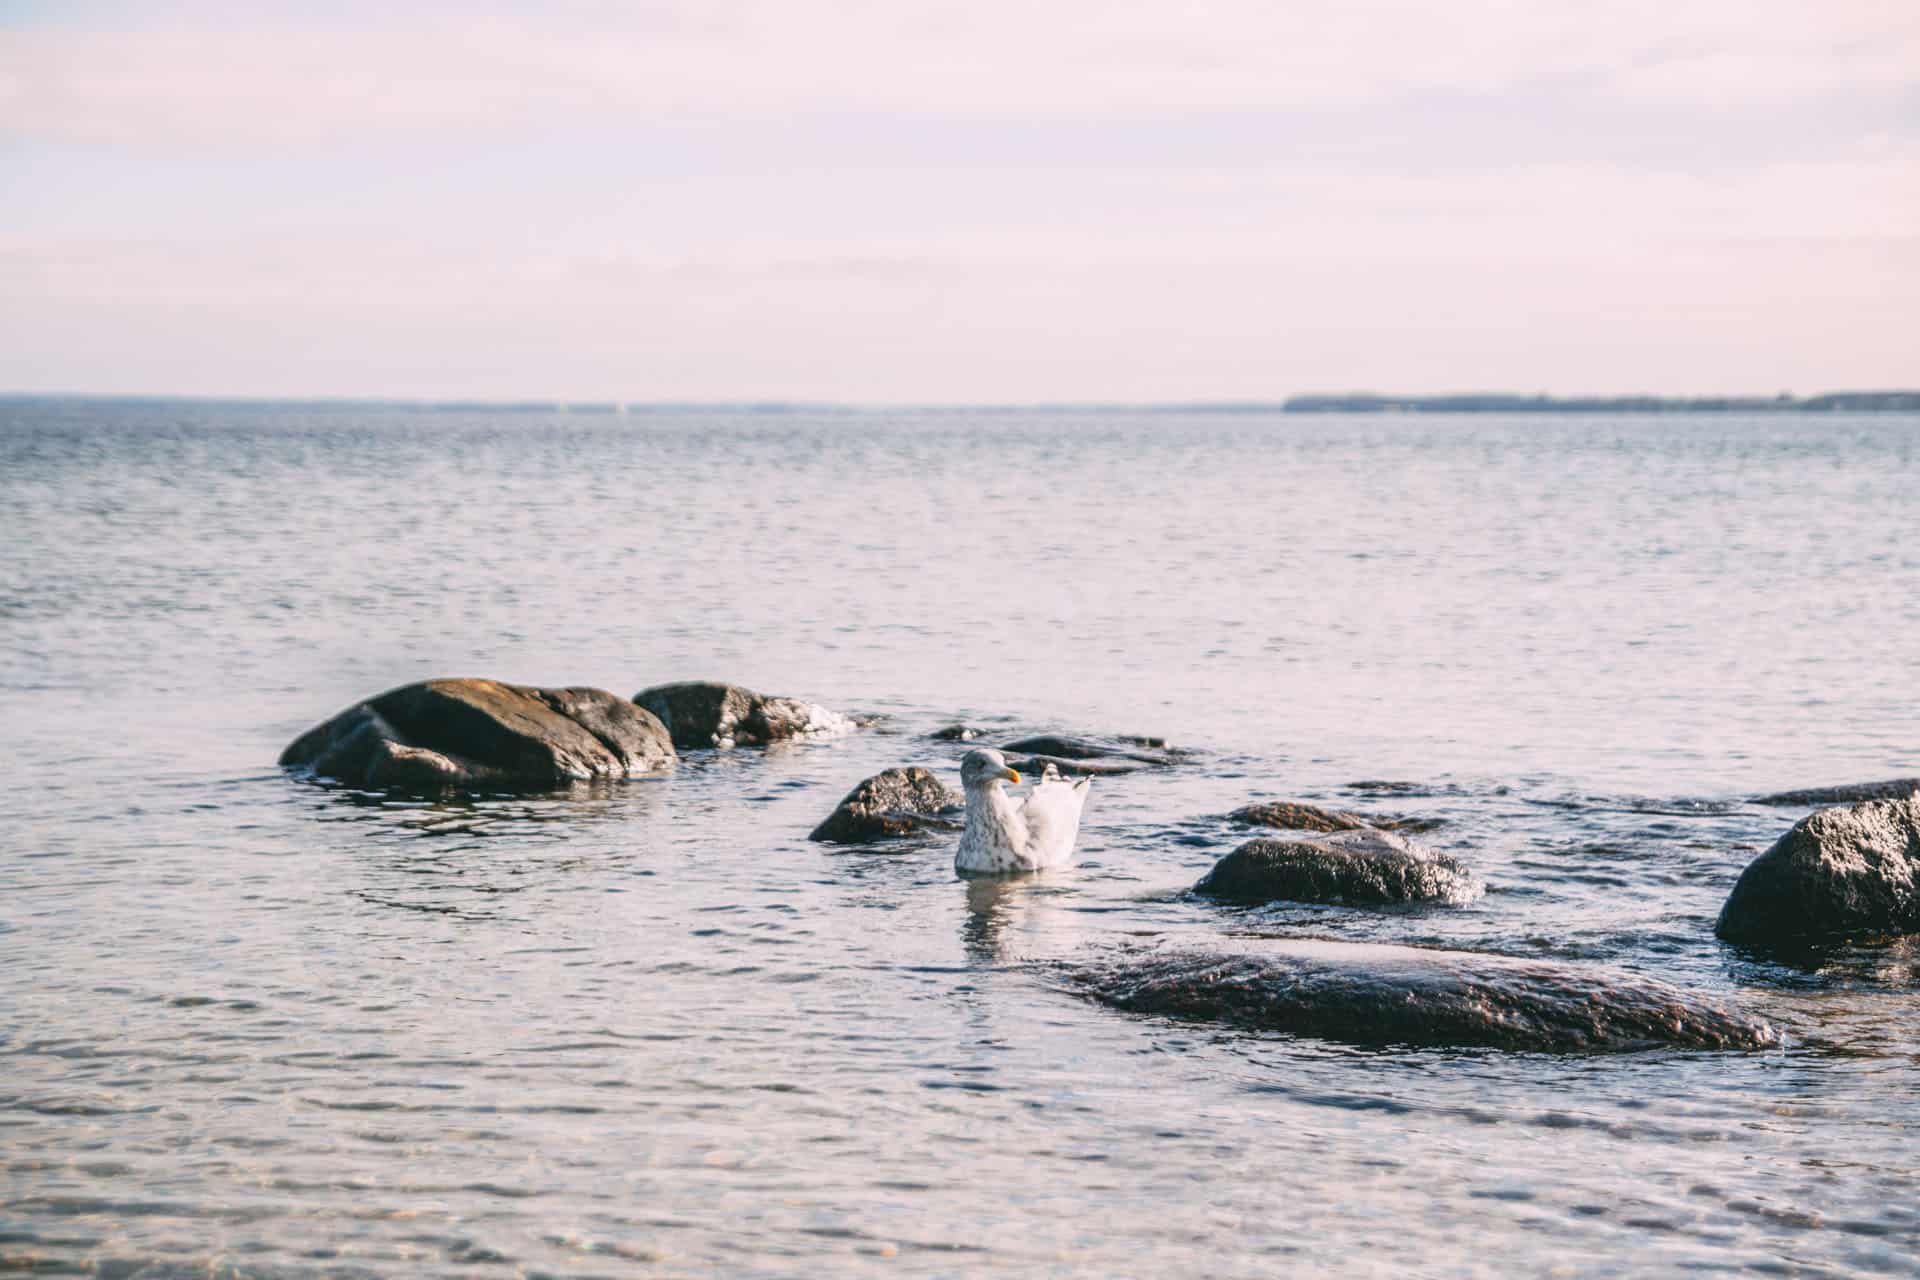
[2,0,1916,401]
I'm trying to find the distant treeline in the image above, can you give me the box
[1279,391,1920,413]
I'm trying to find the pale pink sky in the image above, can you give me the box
[3,1,1915,400]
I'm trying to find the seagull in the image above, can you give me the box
[955,747,1091,875]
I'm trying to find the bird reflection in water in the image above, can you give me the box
[962,872,1089,964]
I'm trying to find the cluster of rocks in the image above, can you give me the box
[279,679,677,790]
[280,679,1918,1054]
[281,678,860,789]
[1194,785,1920,942]
[807,728,1195,843]
[1068,787,1916,1052]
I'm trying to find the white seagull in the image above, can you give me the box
[955,747,1091,874]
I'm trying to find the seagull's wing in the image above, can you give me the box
[1016,776,1091,866]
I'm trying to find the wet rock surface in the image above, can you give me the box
[1065,941,1781,1052]
[1001,734,1185,765]
[1715,798,1920,946]
[1751,779,1920,806]
[1229,801,1374,833]
[280,679,675,790]
[809,767,961,843]
[1195,830,1482,906]
[930,724,984,741]
[1228,800,1441,835]
[634,680,859,750]
[1004,753,1147,777]
[993,733,1188,778]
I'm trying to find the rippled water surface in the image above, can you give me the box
[3,402,1917,1276]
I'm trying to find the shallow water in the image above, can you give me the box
[2,401,1917,1276]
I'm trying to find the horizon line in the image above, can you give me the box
[5,389,1920,414]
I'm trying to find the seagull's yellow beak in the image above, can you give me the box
[1003,767,1021,785]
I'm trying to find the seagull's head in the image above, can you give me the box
[960,747,1020,790]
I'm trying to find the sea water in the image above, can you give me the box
[2,401,1916,1275]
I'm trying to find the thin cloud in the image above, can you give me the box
[3,1,1915,145]
[2,2,1913,398]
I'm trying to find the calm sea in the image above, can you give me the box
[2,401,1916,1276]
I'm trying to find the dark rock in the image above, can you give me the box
[931,724,983,741]
[634,680,858,750]
[1229,800,1440,835]
[1751,779,1920,806]
[1229,801,1373,833]
[809,767,961,843]
[1065,941,1780,1052]
[360,736,510,791]
[1715,798,1920,946]
[1001,734,1185,766]
[1004,753,1145,777]
[281,679,675,790]
[1002,734,1125,759]
[1194,830,1481,906]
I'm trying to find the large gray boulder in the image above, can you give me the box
[634,680,857,750]
[1194,830,1481,906]
[1715,798,1920,945]
[809,767,961,843]
[1066,941,1780,1052]
[281,679,675,790]
[1751,778,1919,806]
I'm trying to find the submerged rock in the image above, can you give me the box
[1004,753,1146,777]
[281,679,675,790]
[1228,800,1440,835]
[1715,798,1920,946]
[1001,734,1184,766]
[1066,941,1780,1052]
[634,680,858,750]
[931,724,984,741]
[1228,801,1373,833]
[1751,779,1920,807]
[1116,734,1170,749]
[992,733,1188,779]
[1194,830,1481,906]
[809,767,961,843]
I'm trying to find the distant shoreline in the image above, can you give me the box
[3,390,1917,414]
[1277,391,1920,413]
